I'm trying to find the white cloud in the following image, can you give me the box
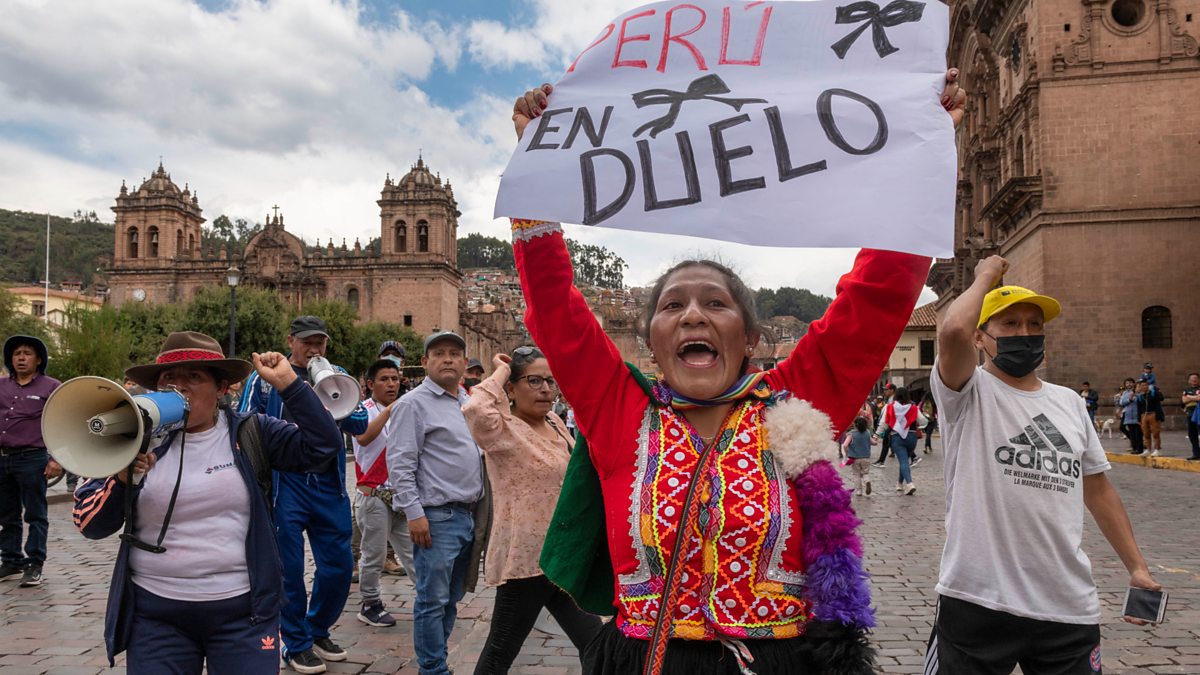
[0,0,933,301]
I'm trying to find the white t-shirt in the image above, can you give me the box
[930,362,1111,624]
[130,415,252,602]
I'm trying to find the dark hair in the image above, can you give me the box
[509,346,545,382]
[1188,372,1200,379]
[366,359,400,382]
[640,260,760,342]
[894,386,912,405]
[1082,381,1090,386]
[1124,377,1136,385]
[853,416,868,433]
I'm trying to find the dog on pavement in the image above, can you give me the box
[1095,417,1116,438]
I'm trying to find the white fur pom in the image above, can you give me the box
[764,397,839,479]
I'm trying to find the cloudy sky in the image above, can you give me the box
[0,0,936,299]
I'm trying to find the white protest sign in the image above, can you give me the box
[494,0,955,257]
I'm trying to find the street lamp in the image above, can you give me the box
[226,265,241,358]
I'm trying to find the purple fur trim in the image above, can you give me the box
[795,461,863,564]
[805,548,876,628]
[794,460,874,628]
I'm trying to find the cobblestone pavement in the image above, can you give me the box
[6,440,1197,674]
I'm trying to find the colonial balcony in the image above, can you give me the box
[980,175,1043,239]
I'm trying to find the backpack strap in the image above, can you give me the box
[237,414,272,502]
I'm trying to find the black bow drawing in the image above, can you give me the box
[631,74,767,139]
[830,0,925,59]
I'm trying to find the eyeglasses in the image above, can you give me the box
[515,375,557,390]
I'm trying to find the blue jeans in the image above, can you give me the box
[0,449,49,567]
[891,432,916,485]
[413,504,475,675]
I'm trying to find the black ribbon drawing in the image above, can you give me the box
[830,0,925,59]
[631,74,767,139]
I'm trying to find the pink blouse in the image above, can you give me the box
[462,364,573,587]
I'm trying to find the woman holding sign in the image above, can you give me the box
[508,71,964,675]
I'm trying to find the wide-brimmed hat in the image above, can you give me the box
[125,331,254,389]
[3,335,49,375]
[978,285,1061,328]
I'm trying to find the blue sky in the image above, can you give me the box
[0,0,934,297]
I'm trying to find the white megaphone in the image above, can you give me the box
[307,356,361,420]
[41,376,190,479]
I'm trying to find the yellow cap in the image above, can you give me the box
[978,285,1061,328]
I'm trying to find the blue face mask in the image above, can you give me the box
[384,355,403,368]
[982,332,1045,378]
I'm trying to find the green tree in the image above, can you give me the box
[115,300,188,366]
[457,233,514,269]
[565,239,627,289]
[0,289,53,372]
[201,215,262,255]
[341,321,422,379]
[754,286,832,322]
[295,299,360,364]
[179,286,286,359]
[52,304,134,381]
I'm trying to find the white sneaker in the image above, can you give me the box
[896,483,903,492]
[854,489,863,496]
[1150,449,1160,457]
[904,483,917,496]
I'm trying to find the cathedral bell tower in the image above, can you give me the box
[378,155,461,266]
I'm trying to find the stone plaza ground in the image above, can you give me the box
[2,432,1197,674]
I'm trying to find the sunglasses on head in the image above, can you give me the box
[513,346,537,356]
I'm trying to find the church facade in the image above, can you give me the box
[105,159,520,361]
[929,0,1198,412]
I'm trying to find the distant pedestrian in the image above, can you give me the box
[1138,381,1165,456]
[0,335,61,587]
[564,404,577,439]
[876,386,927,495]
[1117,378,1145,455]
[1183,372,1200,461]
[926,257,1160,675]
[1079,381,1099,423]
[874,383,897,466]
[841,415,878,496]
[921,392,938,454]
[1140,362,1158,387]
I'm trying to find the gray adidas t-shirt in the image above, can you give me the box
[931,362,1111,624]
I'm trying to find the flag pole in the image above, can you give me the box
[44,213,50,324]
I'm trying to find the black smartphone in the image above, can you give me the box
[1122,587,1168,624]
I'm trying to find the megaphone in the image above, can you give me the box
[307,356,361,420]
[41,376,189,479]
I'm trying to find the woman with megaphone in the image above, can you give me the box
[71,331,343,674]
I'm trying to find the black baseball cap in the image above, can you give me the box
[423,330,466,354]
[290,315,329,339]
[467,358,484,372]
[1143,362,1153,369]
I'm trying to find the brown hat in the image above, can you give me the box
[125,331,255,389]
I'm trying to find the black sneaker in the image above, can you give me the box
[0,562,23,581]
[285,648,326,674]
[19,565,42,587]
[357,600,397,627]
[1188,457,1200,462]
[312,637,347,662]
[911,456,923,468]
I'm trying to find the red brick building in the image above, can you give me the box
[929,0,1199,416]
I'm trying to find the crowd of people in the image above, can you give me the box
[0,68,1180,675]
[1078,363,1200,460]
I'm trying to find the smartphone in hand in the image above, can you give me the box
[1123,587,1168,624]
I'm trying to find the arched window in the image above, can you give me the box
[347,287,359,310]
[148,226,159,257]
[418,221,429,252]
[1013,136,1025,177]
[1142,306,1172,349]
[127,227,139,258]
[188,233,196,254]
[395,221,407,252]
[176,229,183,256]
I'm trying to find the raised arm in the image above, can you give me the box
[257,379,344,473]
[770,249,931,432]
[937,256,1007,392]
